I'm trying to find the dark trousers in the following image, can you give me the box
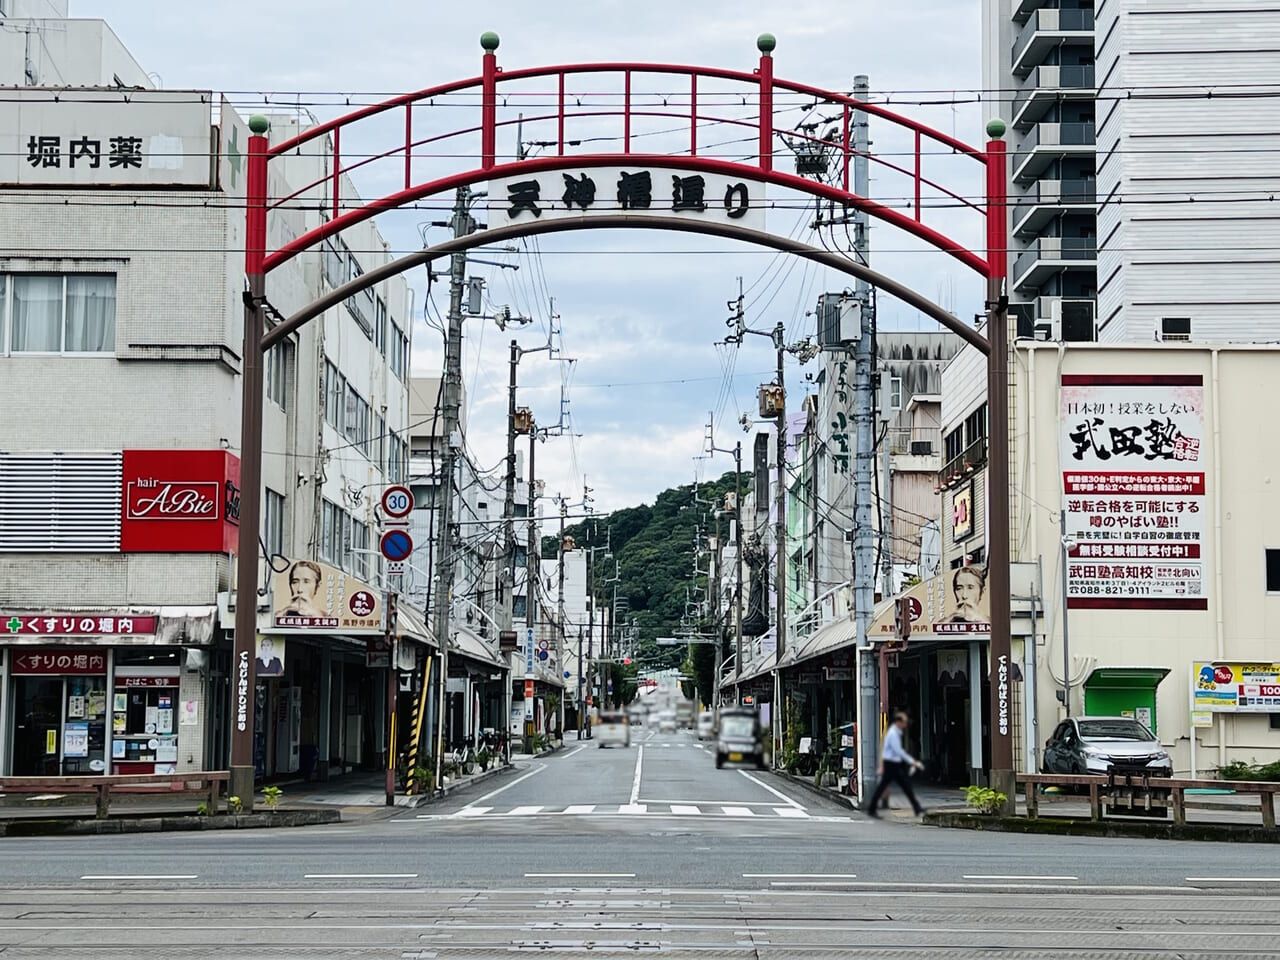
[867,760,923,814]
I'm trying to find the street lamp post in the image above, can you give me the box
[1060,511,1076,717]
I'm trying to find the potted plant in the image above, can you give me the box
[476,747,492,772]
[406,762,434,794]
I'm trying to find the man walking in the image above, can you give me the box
[866,711,924,818]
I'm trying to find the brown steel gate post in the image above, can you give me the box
[230,115,272,813]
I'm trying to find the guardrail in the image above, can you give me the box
[1019,773,1277,828]
[0,772,228,820]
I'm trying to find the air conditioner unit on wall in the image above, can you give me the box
[1046,298,1096,343]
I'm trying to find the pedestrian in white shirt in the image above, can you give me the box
[865,711,924,817]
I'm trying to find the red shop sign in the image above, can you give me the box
[3,614,157,637]
[118,676,180,688]
[121,450,241,554]
[12,649,107,675]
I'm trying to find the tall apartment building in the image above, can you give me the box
[984,0,1098,340]
[0,6,418,782]
[1095,0,1280,342]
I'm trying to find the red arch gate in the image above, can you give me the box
[230,33,1011,809]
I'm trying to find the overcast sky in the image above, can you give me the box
[73,0,984,512]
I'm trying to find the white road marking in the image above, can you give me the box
[670,804,701,815]
[563,744,590,759]
[81,874,197,881]
[304,873,418,880]
[563,804,596,815]
[468,762,546,805]
[1185,877,1280,883]
[721,806,755,817]
[963,875,1078,881]
[629,744,644,804]
[524,872,635,878]
[454,806,492,818]
[505,805,543,816]
[618,804,647,814]
[773,807,808,818]
[737,768,804,809]
[743,873,857,879]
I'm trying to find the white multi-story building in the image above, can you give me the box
[0,6,415,782]
[1095,0,1280,342]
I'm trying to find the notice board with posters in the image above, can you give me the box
[1059,374,1206,610]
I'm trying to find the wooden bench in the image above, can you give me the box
[0,772,229,820]
[1019,773,1276,828]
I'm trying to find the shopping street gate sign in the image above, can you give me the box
[231,30,1016,800]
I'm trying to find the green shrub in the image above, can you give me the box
[261,785,283,811]
[195,801,210,817]
[963,785,1007,815]
[1217,760,1280,782]
[227,795,243,814]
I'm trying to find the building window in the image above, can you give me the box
[375,297,388,356]
[515,544,528,568]
[374,412,387,470]
[352,522,370,580]
[890,376,903,411]
[1266,549,1280,593]
[322,238,344,289]
[4,273,116,354]
[964,404,988,447]
[944,427,964,463]
[324,360,345,432]
[514,595,527,620]
[344,385,370,455]
[320,500,339,564]
[266,341,291,411]
[264,488,285,559]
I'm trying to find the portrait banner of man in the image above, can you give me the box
[270,558,382,633]
[255,635,285,678]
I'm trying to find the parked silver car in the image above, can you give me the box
[1042,716,1172,778]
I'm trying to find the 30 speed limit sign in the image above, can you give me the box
[381,485,414,519]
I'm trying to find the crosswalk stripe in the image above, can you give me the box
[774,807,808,818]
[670,804,701,815]
[721,806,755,817]
[618,804,647,814]
[506,805,543,816]
[456,806,492,818]
[563,804,596,815]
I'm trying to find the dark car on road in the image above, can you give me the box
[714,708,766,770]
[1042,716,1173,778]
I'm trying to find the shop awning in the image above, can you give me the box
[396,603,436,648]
[1083,667,1171,689]
[450,625,507,671]
[781,615,858,668]
[735,650,777,685]
[0,606,216,646]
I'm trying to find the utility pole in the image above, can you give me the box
[557,496,567,738]
[502,340,519,636]
[523,423,538,756]
[850,75,881,804]
[772,319,787,762]
[430,185,473,792]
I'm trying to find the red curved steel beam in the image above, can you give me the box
[263,152,991,277]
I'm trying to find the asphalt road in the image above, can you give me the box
[0,725,1278,957]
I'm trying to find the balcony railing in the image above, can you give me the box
[1013,236,1097,284]
[1013,9,1095,75]
[1035,178,1096,205]
[1022,121,1096,151]
[1014,65,1096,126]
[886,427,941,457]
[938,436,987,489]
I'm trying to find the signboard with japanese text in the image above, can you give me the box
[2,614,157,639]
[11,649,107,675]
[1193,662,1280,713]
[0,88,216,187]
[121,450,241,554]
[1060,374,1206,610]
[487,166,765,232]
[270,559,381,634]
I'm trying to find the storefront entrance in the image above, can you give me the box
[11,672,108,776]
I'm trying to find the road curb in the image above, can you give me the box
[0,808,340,837]
[776,770,860,811]
[924,810,1280,843]
[416,761,521,807]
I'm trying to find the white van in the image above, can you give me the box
[596,711,630,748]
[696,710,715,741]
